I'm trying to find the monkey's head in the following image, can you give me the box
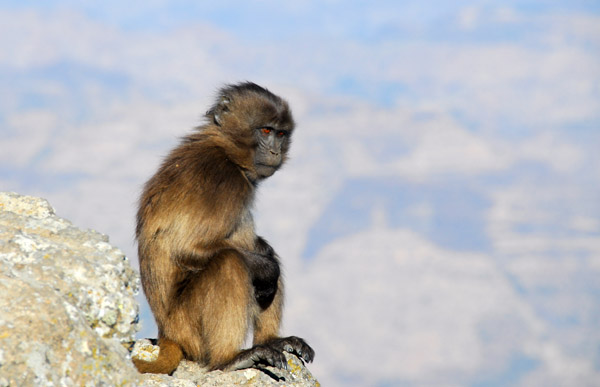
[206,82,295,181]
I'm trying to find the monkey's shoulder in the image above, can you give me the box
[160,139,245,183]
[139,146,251,226]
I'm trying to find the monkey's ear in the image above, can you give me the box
[206,96,231,126]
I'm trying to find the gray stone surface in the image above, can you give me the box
[0,192,319,386]
[134,339,320,386]
[0,191,141,385]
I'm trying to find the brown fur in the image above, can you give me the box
[134,83,294,374]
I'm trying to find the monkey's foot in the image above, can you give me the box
[265,336,315,364]
[220,344,288,371]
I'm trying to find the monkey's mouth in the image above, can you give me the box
[256,163,277,168]
[256,163,278,177]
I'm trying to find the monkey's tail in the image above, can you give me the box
[132,338,184,375]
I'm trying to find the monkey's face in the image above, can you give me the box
[254,127,290,178]
[205,83,295,180]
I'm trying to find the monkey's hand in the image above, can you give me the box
[242,237,281,309]
[263,336,315,364]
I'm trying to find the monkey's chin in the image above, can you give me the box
[256,164,278,178]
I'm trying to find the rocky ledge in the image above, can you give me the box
[0,192,319,386]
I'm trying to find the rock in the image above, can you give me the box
[0,192,141,385]
[133,339,320,386]
[0,192,319,386]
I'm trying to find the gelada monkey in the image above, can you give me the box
[133,82,314,374]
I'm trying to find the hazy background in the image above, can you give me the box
[1,1,599,386]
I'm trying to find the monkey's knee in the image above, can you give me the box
[208,251,252,291]
[203,250,253,314]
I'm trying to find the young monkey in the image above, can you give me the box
[133,82,314,374]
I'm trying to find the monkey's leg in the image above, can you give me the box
[188,250,252,366]
[253,277,283,345]
[195,251,289,371]
[252,281,315,365]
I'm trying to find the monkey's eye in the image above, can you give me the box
[260,128,272,135]
[276,131,286,137]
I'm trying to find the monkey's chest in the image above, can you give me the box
[226,210,256,250]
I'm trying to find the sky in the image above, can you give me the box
[1,1,599,386]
